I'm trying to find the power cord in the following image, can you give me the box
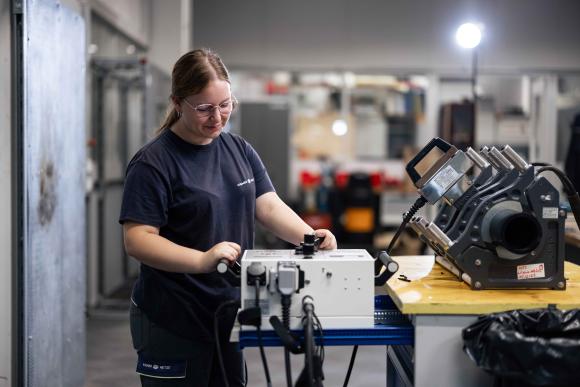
[281,294,293,387]
[214,299,241,387]
[303,298,315,387]
[535,165,580,230]
[296,296,325,387]
[254,280,272,387]
[342,345,358,387]
[374,196,428,275]
[348,195,428,387]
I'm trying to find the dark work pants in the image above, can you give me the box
[129,303,245,387]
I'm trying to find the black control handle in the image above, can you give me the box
[216,258,229,274]
[405,137,452,185]
[374,251,400,286]
[217,258,241,276]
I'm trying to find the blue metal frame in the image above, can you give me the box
[239,296,414,348]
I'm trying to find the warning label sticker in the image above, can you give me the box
[517,263,545,280]
[542,207,559,219]
[432,165,461,192]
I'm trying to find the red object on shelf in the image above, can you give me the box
[265,80,289,95]
[383,173,402,188]
[335,171,349,189]
[370,172,382,190]
[300,171,320,187]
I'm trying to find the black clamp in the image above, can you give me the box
[295,233,324,258]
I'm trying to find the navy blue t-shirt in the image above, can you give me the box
[119,129,274,340]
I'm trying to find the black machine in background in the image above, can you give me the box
[405,137,580,290]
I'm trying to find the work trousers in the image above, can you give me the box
[130,303,245,387]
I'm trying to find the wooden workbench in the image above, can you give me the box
[385,255,580,315]
[384,256,580,387]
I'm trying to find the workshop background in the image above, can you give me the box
[1,0,580,386]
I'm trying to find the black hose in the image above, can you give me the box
[342,345,358,387]
[313,313,324,386]
[254,281,272,387]
[375,196,428,275]
[304,311,315,387]
[389,196,428,252]
[536,165,580,230]
[302,297,316,387]
[537,166,577,194]
[358,196,428,387]
[281,295,293,387]
[214,299,241,387]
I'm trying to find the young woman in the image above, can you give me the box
[119,48,336,386]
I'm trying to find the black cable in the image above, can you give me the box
[303,303,315,387]
[536,166,577,195]
[214,299,241,387]
[281,295,293,387]
[536,165,580,233]
[342,345,358,387]
[375,196,428,275]
[388,196,428,253]
[254,281,272,387]
[312,311,324,386]
[349,196,428,387]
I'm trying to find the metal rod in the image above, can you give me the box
[461,272,473,286]
[479,146,501,170]
[426,222,454,250]
[435,256,462,279]
[412,217,440,250]
[489,147,514,170]
[466,147,490,169]
[408,218,424,237]
[501,145,530,173]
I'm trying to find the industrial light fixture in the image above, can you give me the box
[455,21,484,146]
[332,119,348,136]
[455,22,482,49]
[455,22,483,99]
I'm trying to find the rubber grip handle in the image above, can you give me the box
[377,251,399,274]
[217,258,229,274]
[405,137,452,184]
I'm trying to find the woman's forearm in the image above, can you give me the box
[256,192,314,246]
[124,226,205,273]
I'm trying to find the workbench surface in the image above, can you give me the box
[386,255,580,315]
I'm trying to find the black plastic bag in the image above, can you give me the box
[462,306,580,387]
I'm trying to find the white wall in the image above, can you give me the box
[0,1,11,385]
[90,0,151,47]
[86,0,192,75]
[194,0,580,73]
[149,0,192,74]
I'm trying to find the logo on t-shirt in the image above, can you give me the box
[237,177,255,187]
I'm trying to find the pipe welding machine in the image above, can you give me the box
[404,137,580,290]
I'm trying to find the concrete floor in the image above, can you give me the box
[85,308,387,387]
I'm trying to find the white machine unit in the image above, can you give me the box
[240,249,375,330]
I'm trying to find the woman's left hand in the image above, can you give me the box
[314,229,337,250]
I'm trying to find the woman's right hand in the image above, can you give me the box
[202,241,241,273]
